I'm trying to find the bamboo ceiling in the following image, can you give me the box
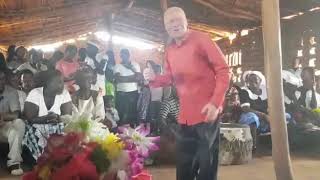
[0,0,320,47]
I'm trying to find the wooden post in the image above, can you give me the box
[106,13,114,49]
[261,0,295,180]
[160,0,168,12]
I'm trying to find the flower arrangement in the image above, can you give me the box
[23,114,160,180]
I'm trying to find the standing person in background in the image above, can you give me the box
[85,41,107,96]
[0,52,7,70]
[8,46,27,70]
[85,41,107,71]
[78,48,88,68]
[16,49,47,74]
[106,50,116,71]
[144,60,163,134]
[104,50,116,97]
[56,45,79,93]
[145,7,229,180]
[105,68,115,97]
[47,50,64,70]
[6,45,16,64]
[114,49,142,126]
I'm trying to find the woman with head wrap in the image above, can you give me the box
[239,71,269,151]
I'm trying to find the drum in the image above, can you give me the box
[219,123,253,165]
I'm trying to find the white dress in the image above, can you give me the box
[72,94,105,122]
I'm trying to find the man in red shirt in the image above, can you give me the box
[146,7,229,180]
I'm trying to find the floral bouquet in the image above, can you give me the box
[23,114,160,180]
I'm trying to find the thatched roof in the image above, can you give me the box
[0,0,320,46]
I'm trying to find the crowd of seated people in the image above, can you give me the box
[222,65,320,151]
[0,42,171,175]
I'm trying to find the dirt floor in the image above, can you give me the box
[1,154,320,180]
[149,155,320,180]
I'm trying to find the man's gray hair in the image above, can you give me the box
[164,7,187,20]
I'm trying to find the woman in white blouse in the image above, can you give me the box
[23,70,72,161]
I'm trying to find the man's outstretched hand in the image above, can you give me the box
[201,103,220,123]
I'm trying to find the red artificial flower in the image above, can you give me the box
[41,133,84,164]
[51,147,98,180]
[25,132,99,180]
[22,171,39,180]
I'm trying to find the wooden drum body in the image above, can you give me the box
[219,123,253,165]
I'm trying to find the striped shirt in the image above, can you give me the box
[159,96,180,122]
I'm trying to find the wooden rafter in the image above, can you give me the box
[160,0,168,12]
[194,0,260,21]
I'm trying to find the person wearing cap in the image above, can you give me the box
[144,7,229,180]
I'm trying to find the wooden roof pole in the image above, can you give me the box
[160,0,168,12]
[261,0,294,180]
[106,13,114,50]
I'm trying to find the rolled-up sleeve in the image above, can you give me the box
[150,52,173,88]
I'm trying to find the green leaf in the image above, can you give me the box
[90,145,111,173]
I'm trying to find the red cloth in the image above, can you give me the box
[151,30,230,125]
[132,170,152,180]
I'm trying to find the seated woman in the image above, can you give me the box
[297,67,320,109]
[23,70,72,161]
[239,71,269,151]
[294,67,320,127]
[221,78,242,124]
[72,68,105,121]
[283,69,320,148]
[239,71,269,129]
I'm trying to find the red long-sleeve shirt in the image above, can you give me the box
[151,30,230,125]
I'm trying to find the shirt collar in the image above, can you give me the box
[169,30,193,47]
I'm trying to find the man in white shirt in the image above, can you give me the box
[85,41,107,96]
[114,49,142,126]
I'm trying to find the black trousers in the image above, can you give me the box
[176,121,220,180]
[148,101,161,132]
[116,91,139,126]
